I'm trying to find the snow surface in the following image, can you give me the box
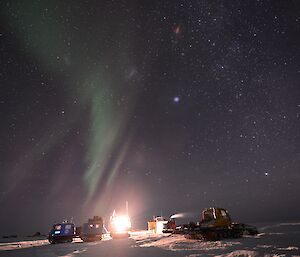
[0,223,300,257]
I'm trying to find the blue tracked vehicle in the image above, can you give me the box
[48,221,75,244]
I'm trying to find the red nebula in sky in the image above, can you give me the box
[173,25,181,35]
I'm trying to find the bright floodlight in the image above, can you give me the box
[111,215,131,233]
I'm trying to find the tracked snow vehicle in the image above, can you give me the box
[162,218,176,233]
[109,202,131,239]
[81,216,103,242]
[48,221,75,244]
[109,214,131,238]
[171,208,258,241]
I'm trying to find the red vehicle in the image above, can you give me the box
[162,218,176,233]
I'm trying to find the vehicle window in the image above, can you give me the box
[220,210,227,217]
[55,225,61,230]
[204,211,214,221]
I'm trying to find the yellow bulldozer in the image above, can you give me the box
[166,207,258,241]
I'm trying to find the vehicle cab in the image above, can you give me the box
[48,222,75,244]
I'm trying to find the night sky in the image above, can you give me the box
[0,1,299,235]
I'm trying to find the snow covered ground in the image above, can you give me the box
[0,223,300,257]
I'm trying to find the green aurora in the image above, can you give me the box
[2,1,138,211]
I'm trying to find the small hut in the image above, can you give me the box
[147,216,168,234]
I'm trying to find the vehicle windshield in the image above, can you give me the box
[54,225,61,230]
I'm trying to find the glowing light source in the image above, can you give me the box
[110,215,131,233]
[174,96,180,102]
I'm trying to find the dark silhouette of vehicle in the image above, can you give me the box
[81,216,103,242]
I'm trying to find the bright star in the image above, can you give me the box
[174,96,180,103]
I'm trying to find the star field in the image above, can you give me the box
[0,0,299,235]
